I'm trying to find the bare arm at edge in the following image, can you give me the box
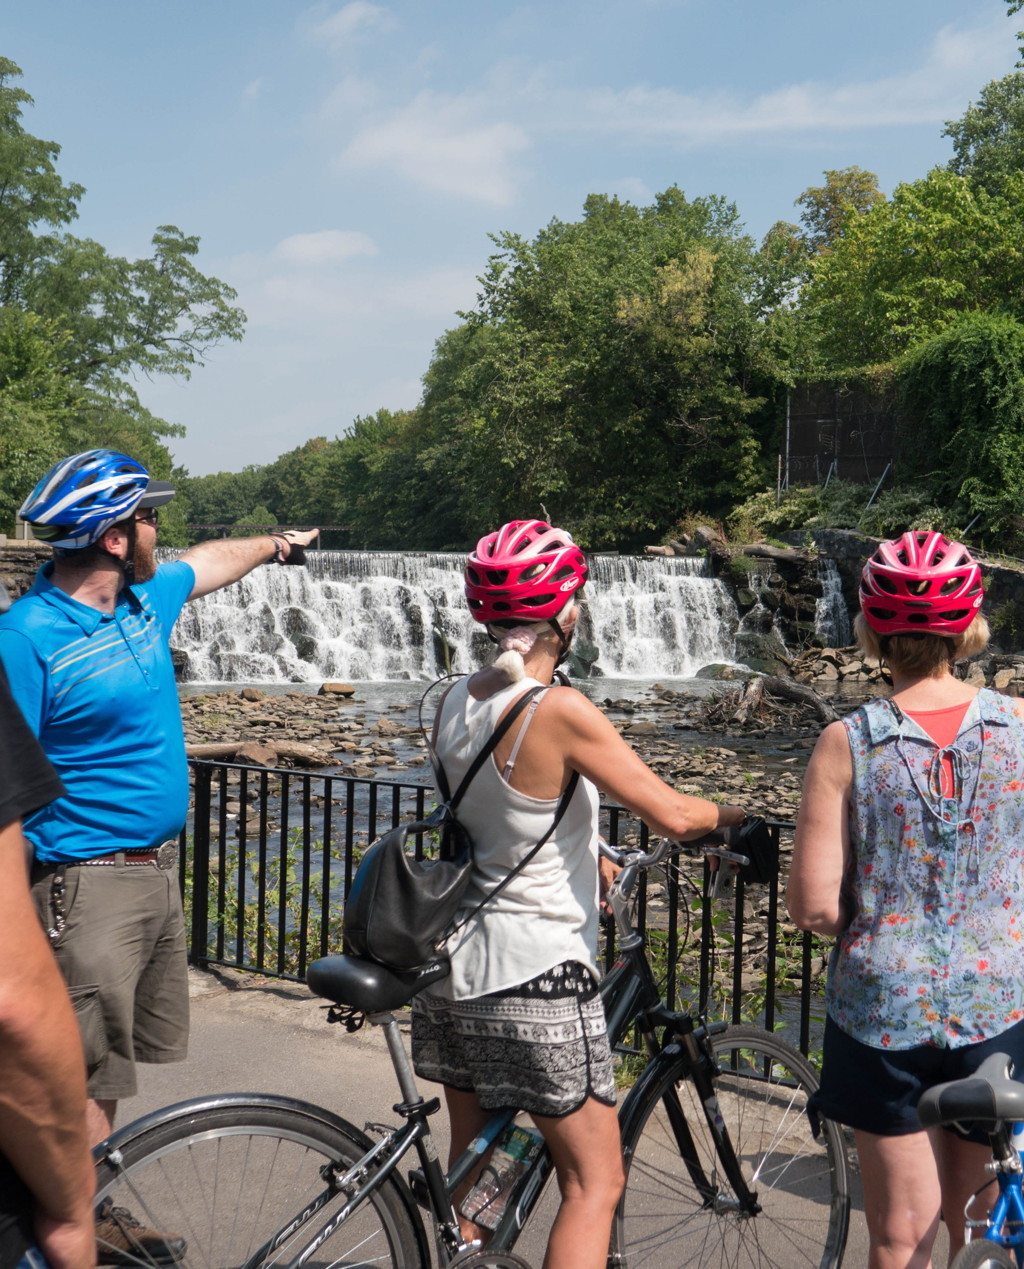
[0,819,95,1269]
[786,720,853,935]
[543,688,745,838]
[182,529,320,600]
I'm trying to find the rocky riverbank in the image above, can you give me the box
[180,644,1024,826]
[179,679,814,824]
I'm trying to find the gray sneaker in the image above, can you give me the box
[95,1199,187,1265]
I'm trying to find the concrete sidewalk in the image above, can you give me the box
[116,967,921,1268]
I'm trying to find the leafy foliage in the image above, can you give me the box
[413,189,781,548]
[945,72,1024,197]
[898,310,1024,544]
[802,169,1024,372]
[0,59,245,534]
[726,480,952,541]
[795,166,885,253]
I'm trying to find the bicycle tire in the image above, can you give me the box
[950,1240,1018,1269]
[93,1093,429,1269]
[612,1025,850,1268]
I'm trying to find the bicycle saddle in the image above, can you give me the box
[307,954,450,1012]
[918,1052,1024,1130]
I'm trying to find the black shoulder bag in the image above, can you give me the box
[343,685,579,971]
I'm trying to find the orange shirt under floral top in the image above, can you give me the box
[828,688,1024,1050]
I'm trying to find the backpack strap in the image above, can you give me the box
[431,684,548,811]
[449,770,581,935]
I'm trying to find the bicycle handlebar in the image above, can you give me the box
[598,836,750,872]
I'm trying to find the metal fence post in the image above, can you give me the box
[190,763,213,965]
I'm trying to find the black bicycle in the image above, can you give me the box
[93,837,850,1268]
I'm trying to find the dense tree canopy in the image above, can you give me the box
[0,58,244,541]
[945,72,1024,197]
[898,311,1024,535]
[18,2,1024,556]
[408,189,781,547]
[801,168,1024,372]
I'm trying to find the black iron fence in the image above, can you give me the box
[179,759,825,1057]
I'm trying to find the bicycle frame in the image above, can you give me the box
[964,1124,1024,1265]
[257,842,763,1267]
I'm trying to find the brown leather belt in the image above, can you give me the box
[80,842,178,870]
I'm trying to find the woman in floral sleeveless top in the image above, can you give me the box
[788,532,1024,1269]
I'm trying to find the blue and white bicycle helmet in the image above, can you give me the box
[19,449,151,549]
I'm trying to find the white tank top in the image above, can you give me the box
[433,675,601,1000]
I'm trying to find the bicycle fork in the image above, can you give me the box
[664,1018,761,1218]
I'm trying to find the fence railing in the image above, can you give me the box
[179,759,824,1056]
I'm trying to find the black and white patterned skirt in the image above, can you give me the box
[411,960,616,1118]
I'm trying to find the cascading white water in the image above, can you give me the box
[170,550,738,683]
[815,558,852,648]
[585,556,737,677]
[737,567,790,652]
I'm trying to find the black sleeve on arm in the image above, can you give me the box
[0,663,65,830]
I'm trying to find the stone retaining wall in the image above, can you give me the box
[0,542,51,602]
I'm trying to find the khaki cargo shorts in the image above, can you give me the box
[32,856,189,1100]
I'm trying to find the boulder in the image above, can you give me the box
[240,687,265,703]
[231,742,278,766]
[319,682,356,697]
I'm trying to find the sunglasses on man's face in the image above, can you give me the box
[135,509,159,525]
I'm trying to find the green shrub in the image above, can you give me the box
[728,479,960,541]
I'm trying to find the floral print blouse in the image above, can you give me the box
[827,688,1024,1050]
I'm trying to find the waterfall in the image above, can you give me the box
[169,550,738,683]
[815,558,852,648]
[735,567,791,658]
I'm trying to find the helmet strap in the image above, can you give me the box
[550,618,573,667]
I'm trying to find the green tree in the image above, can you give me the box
[795,167,885,254]
[421,188,779,547]
[898,310,1024,542]
[945,72,1024,197]
[0,59,245,531]
[801,168,1024,371]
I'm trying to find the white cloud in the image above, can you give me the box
[273,229,378,265]
[243,78,265,101]
[308,2,396,50]
[253,264,477,328]
[339,92,530,204]
[552,12,1013,145]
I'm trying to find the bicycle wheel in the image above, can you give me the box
[613,1025,850,1269]
[93,1094,429,1268]
[950,1240,1017,1269]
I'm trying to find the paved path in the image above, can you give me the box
[115,967,944,1268]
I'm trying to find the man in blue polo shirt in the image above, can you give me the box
[0,450,317,1264]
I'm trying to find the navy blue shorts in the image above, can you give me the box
[810,1014,1024,1142]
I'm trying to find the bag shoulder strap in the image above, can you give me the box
[449,769,581,936]
[432,684,548,810]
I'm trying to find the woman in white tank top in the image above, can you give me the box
[410,521,747,1269]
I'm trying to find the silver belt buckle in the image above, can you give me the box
[155,841,177,870]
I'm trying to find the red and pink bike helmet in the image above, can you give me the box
[465,520,588,626]
[859,530,983,638]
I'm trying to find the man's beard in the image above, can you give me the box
[132,536,157,583]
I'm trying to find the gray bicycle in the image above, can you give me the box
[93,837,850,1269]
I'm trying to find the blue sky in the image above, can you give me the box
[2,0,1019,475]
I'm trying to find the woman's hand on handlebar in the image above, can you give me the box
[598,848,621,914]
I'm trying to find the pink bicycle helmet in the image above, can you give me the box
[859,530,983,637]
[465,520,588,624]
